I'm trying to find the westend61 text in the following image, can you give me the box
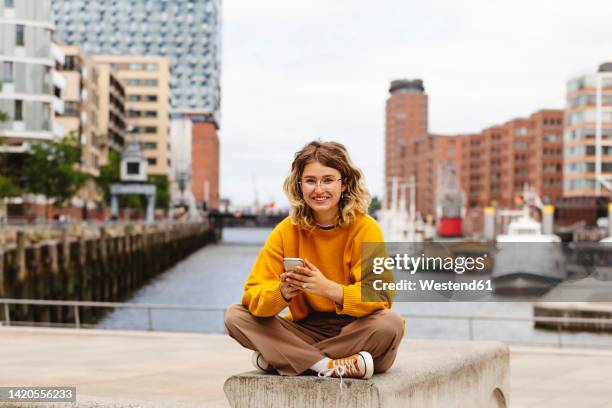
[372,279,493,292]
[372,254,487,274]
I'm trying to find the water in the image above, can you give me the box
[99,227,612,348]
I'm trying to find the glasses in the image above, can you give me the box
[300,177,342,191]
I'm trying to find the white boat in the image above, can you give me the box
[492,205,566,295]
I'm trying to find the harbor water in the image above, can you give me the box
[99,227,612,348]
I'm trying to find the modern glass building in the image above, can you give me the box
[51,0,221,123]
[0,0,65,146]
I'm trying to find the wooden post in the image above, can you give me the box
[61,228,70,271]
[49,242,59,274]
[16,231,27,281]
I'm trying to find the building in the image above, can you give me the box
[95,63,127,164]
[55,45,101,177]
[52,0,222,209]
[0,0,65,149]
[384,79,564,233]
[563,63,612,197]
[555,63,612,225]
[92,55,172,179]
[51,0,220,118]
[384,79,428,212]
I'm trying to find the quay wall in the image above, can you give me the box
[0,222,219,325]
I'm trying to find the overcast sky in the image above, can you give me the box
[220,0,612,208]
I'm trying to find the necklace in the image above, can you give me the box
[316,223,336,230]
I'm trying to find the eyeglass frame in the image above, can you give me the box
[299,177,343,191]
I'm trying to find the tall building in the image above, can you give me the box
[384,80,428,211]
[52,0,222,209]
[92,55,172,178]
[563,63,612,197]
[0,0,65,148]
[51,0,220,118]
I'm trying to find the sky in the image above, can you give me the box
[220,0,612,208]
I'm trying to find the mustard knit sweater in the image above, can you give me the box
[241,213,390,321]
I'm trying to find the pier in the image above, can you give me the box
[0,221,219,327]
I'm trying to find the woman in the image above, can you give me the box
[225,140,404,379]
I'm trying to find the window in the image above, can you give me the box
[145,79,158,86]
[63,56,78,71]
[146,63,159,71]
[144,95,157,102]
[2,62,13,83]
[129,63,143,70]
[128,95,141,101]
[5,0,14,8]
[147,158,157,166]
[64,101,78,116]
[144,126,157,133]
[127,79,141,86]
[127,162,140,175]
[143,142,157,150]
[16,25,24,46]
[144,111,157,118]
[14,100,23,121]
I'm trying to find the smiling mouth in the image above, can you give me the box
[312,196,331,203]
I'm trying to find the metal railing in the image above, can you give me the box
[1,298,612,348]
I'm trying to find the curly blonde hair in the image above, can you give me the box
[283,140,371,231]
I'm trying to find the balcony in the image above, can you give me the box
[51,42,66,66]
[52,70,66,90]
[52,97,65,115]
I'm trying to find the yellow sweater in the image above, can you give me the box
[241,213,390,320]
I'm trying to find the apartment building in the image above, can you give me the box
[55,45,102,177]
[95,63,127,165]
[92,55,172,178]
[0,0,65,149]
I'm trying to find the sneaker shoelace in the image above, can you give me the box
[317,356,362,393]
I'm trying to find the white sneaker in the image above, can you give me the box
[251,351,275,373]
[318,351,374,380]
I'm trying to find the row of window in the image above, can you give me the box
[126,79,158,87]
[127,94,158,102]
[131,126,157,134]
[565,162,612,173]
[127,110,157,118]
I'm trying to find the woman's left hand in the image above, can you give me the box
[285,259,343,303]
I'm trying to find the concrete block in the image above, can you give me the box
[224,339,509,408]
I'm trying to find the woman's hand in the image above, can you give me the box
[284,259,344,305]
[279,272,303,301]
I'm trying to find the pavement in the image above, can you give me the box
[1,326,612,407]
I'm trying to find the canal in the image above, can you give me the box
[99,227,612,348]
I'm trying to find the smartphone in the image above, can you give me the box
[283,258,304,272]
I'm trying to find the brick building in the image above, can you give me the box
[384,79,564,226]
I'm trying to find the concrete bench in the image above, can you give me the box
[224,339,509,408]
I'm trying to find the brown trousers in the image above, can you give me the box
[224,304,405,376]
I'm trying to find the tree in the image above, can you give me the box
[22,135,88,214]
[97,149,120,205]
[369,195,382,215]
[0,112,21,223]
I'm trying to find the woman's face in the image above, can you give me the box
[300,161,344,220]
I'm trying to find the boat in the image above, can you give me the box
[492,194,566,296]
